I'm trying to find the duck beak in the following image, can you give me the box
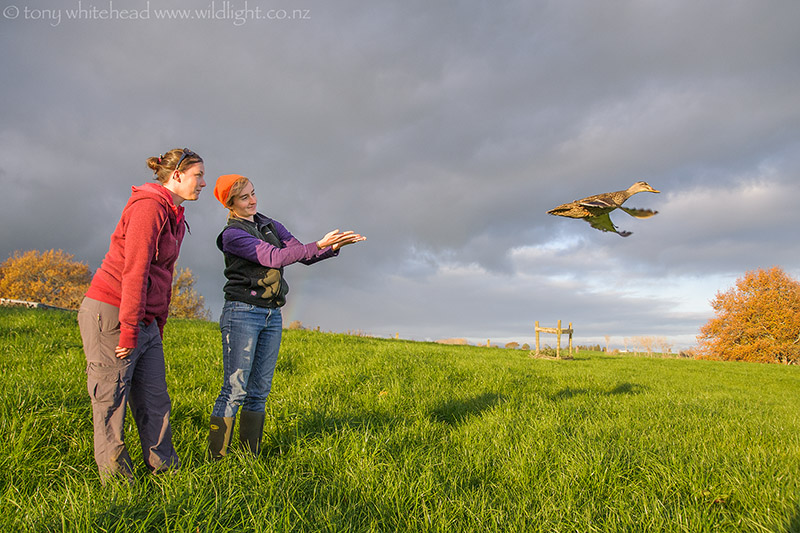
[649,187,660,193]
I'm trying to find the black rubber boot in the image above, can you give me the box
[208,416,235,460]
[239,410,265,456]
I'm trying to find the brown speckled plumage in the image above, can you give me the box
[547,181,660,237]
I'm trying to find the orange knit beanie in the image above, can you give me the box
[214,174,246,206]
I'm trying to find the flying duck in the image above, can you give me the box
[547,181,660,237]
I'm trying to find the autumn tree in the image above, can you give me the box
[637,337,655,356]
[656,337,672,355]
[0,249,92,310]
[169,266,211,320]
[697,266,800,364]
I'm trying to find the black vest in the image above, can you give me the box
[216,215,289,308]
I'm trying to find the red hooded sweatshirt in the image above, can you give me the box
[86,183,186,349]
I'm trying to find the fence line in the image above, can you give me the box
[0,298,75,312]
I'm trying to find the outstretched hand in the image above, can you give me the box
[317,229,366,251]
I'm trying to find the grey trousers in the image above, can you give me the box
[77,297,180,482]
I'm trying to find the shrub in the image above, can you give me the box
[0,249,91,309]
[169,266,211,320]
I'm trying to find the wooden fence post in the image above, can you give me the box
[569,322,572,356]
[533,320,575,359]
[556,319,562,358]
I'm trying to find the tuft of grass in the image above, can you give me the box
[1,307,800,532]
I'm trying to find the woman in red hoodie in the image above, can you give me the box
[77,148,205,483]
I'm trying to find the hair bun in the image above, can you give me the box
[145,156,160,172]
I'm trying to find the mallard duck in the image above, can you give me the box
[547,181,660,237]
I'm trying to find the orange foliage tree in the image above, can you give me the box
[0,249,92,310]
[697,266,800,364]
[169,266,211,320]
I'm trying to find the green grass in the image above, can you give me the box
[1,306,799,532]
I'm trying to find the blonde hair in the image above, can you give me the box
[146,148,203,184]
[225,176,252,220]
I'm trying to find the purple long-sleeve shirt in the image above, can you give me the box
[219,216,338,267]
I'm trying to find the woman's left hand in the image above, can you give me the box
[331,230,366,250]
[115,346,133,359]
[317,229,366,250]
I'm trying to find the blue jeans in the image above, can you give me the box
[212,301,283,418]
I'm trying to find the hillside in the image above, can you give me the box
[1,307,799,532]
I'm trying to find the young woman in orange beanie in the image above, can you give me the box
[208,174,364,458]
[78,148,205,482]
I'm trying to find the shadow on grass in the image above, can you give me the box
[262,409,400,457]
[551,382,645,400]
[259,392,505,456]
[787,506,800,533]
[430,392,504,425]
[172,403,210,429]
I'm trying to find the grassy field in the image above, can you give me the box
[1,306,799,532]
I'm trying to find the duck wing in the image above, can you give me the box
[579,197,616,209]
[620,207,658,219]
[584,212,632,237]
[546,202,593,219]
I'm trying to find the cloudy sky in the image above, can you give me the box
[2,1,799,350]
